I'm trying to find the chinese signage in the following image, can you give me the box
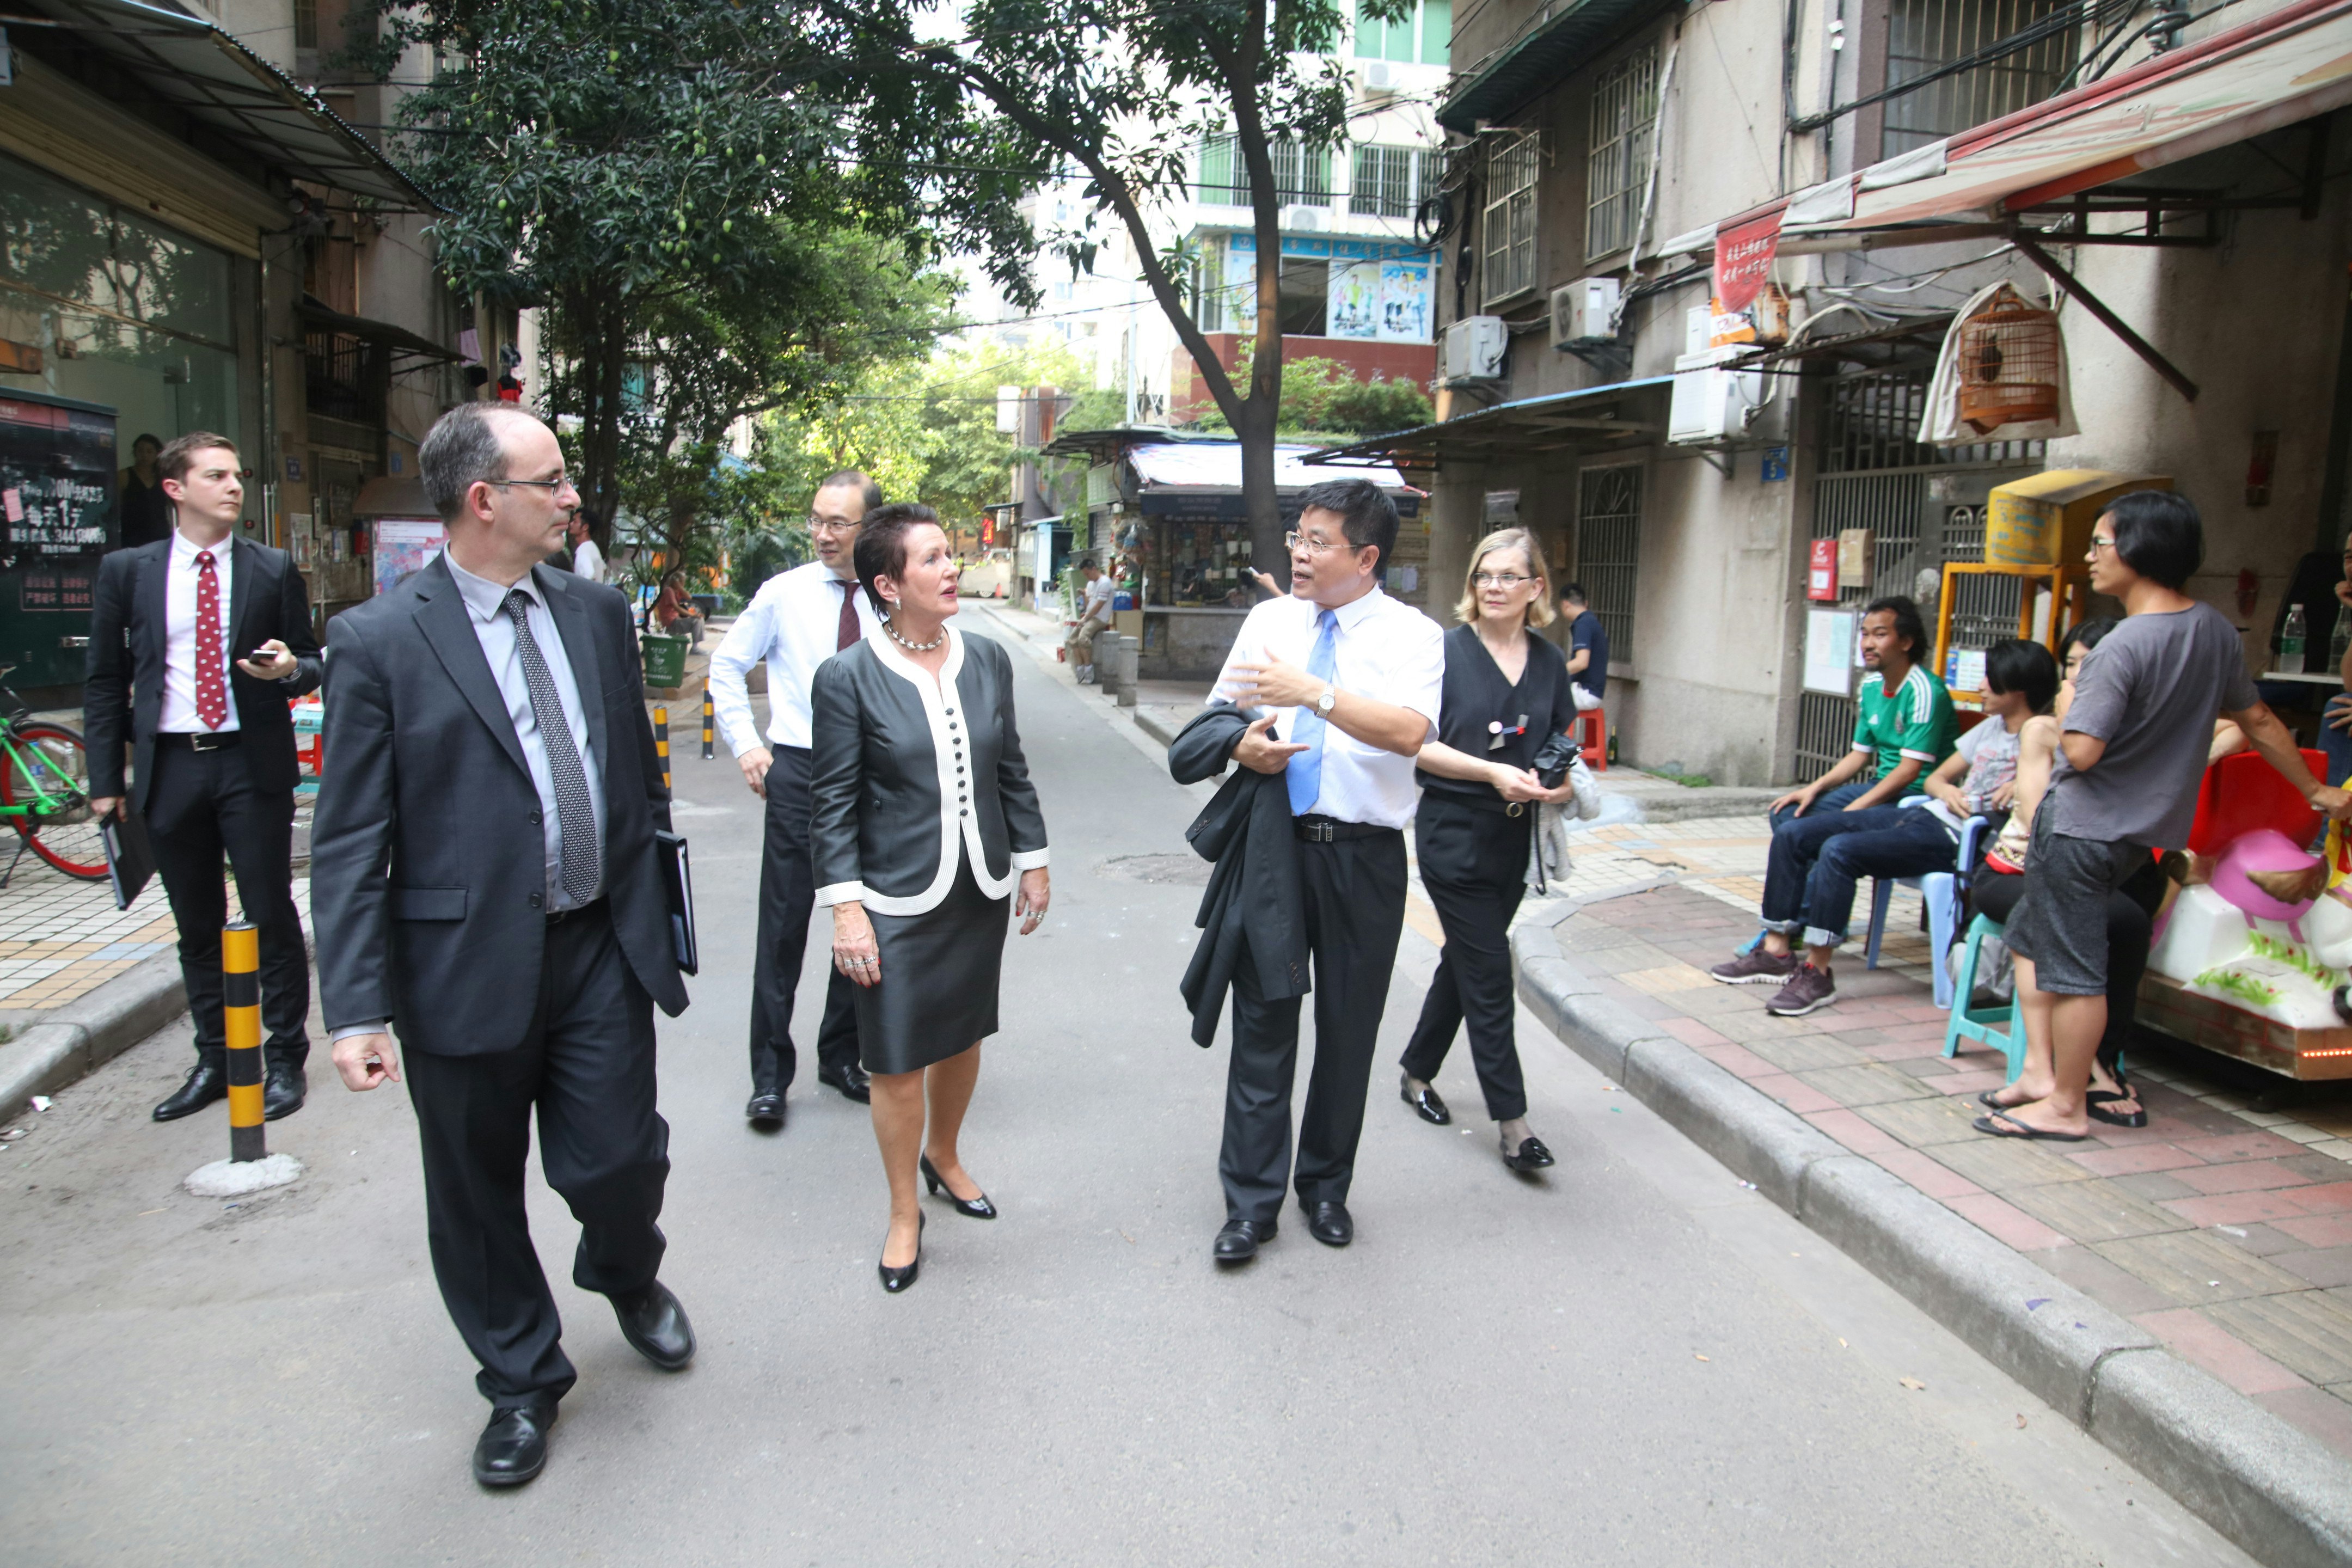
[1713,213,1781,315]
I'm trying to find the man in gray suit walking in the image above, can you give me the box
[311,403,694,1490]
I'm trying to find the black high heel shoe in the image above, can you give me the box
[879,1212,924,1294]
[921,1154,999,1219]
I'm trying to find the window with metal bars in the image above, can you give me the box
[1575,464,1642,659]
[1481,132,1540,306]
[295,0,318,50]
[1195,137,1332,208]
[1585,45,1660,261]
[1881,0,2079,160]
[1350,146,1423,219]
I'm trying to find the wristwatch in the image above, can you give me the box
[1315,686,1337,716]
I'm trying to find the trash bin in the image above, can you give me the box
[641,633,690,689]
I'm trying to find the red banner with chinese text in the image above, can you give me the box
[1713,215,1781,315]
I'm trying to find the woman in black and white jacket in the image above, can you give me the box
[810,504,1050,1294]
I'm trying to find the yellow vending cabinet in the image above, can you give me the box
[1983,469,2171,568]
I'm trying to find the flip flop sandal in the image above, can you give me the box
[2087,1089,2148,1130]
[1971,1111,2088,1142]
[1977,1088,2031,1112]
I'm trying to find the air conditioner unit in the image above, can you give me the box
[1282,204,1326,232]
[1551,277,1622,348]
[1361,60,1394,91]
[1443,316,1507,383]
[1669,347,1767,444]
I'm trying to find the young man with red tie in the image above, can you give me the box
[709,470,882,1128]
[84,432,323,1123]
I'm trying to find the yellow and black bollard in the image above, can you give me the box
[700,682,714,761]
[654,705,671,793]
[223,921,266,1163]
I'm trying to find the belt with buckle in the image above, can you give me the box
[157,730,242,752]
[1293,815,1395,843]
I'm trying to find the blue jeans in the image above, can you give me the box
[1760,782,1880,936]
[1791,805,1960,948]
[2323,693,2352,792]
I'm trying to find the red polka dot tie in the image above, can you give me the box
[194,550,228,730]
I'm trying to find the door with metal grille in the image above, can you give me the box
[1793,368,2044,779]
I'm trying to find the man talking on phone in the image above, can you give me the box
[84,432,323,1123]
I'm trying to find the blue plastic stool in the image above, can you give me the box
[1942,913,2024,1082]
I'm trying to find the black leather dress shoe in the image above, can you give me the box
[473,1399,556,1488]
[1304,1200,1353,1247]
[261,1062,306,1121]
[611,1281,695,1370]
[1502,1135,1557,1173]
[1214,1217,1276,1262]
[1400,1074,1450,1126]
[152,1062,227,1122]
[818,1062,872,1103]
[745,1091,785,1130]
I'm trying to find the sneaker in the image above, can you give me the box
[1765,963,1838,1017]
[1709,947,1799,985]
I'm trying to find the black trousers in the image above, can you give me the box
[142,744,309,1067]
[1970,861,2166,1079]
[1221,827,1407,1222]
[403,900,669,1408]
[1399,794,1530,1122]
[748,744,858,1093]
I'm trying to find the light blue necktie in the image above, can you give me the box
[1287,609,1339,816]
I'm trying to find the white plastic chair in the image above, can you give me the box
[1863,801,1988,1010]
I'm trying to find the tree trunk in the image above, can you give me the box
[1233,396,1284,592]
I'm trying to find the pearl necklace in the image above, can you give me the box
[883,616,946,653]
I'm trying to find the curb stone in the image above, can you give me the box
[0,952,187,1117]
[1512,907,2352,1568]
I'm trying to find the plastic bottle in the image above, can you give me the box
[2282,603,2308,675]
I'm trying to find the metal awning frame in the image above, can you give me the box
[297,301,460,365]
[1304,376,1674,470]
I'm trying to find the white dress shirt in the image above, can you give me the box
[570,536,606,584]
[443,555,607,911]
[1211,586,1443,830]
[160,528,239,732]
[709,561,880,754]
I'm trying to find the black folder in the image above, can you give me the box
[655,830,697,975]
[101,808,155,911]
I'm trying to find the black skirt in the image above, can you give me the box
[854,857,1008,1075]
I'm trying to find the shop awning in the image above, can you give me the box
[1701,0,2352,249]
[23,0,438,210]
[1437,0,1676,134]
[297,300,460,364]
[1126,442,1417,494]
[1038,425,1216,464]
[1304,377,1673,469]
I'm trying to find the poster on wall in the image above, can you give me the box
[372,517,446,597]
[1222,237,1259,332]
[1377,258,1431,342]
[1326,260,1381,339]
[1803,608,1858,696]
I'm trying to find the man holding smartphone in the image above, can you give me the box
[84,432,323,1123]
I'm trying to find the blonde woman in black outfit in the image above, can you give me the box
[1398,527,1584,1171]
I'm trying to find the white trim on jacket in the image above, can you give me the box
[812,622,1049,916]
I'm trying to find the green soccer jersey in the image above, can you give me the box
[1851,665,1958,792]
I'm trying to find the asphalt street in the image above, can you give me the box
[0,607,2261,1566]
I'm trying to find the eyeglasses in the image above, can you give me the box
[489,475,574,494]
[2086,535,2117,554]
[1473,572,1534,589]
[808,514,860,535]
[1284,531,1354,555]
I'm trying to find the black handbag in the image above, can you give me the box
[1530,731,1579,789]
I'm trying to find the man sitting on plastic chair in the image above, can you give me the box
[1714,638,2055,1018]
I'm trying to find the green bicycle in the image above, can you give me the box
[0,667,104,883]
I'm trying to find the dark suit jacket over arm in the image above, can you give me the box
[1171,705,1309,1047]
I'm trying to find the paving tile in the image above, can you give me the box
[1700,1008,1827,1042]
[2171,1160,2314,1197]
[1794,1062,1938,1107]
[1855,1095,1986,1147]
[2037,1244,2188,1316]
[1695,1043,1780,1080]
[2276,1247,2352,1289]
[2006,1178,2194,1243]
[2276,1213,2352,1248]
[2160,1191,2318,1228]
[2112,1172,2204,1203]
[2173,1130,2320,1164]
[1944,1192,2073,1251]
[2067,1143,2212,1177]
[2251,1387,2352,1463]
[1618,962,1717,996]
[1744,1074,1841,1115]
[1804,1108,1903,1156]
[1886,1055,1959,1080]
[2134,1306,2310,1394]
[2207,1293,2352,1386]
[1930,1135,2094,1193]
[1873,1145,1983,1200]
[1739,1033,1869,1073]
[2285,1180,2352,1216]
[2209,1221,2307,1257]
[1657,1015,1730,1048]
[2095,1229,2311,1306]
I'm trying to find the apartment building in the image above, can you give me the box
[1317,0,2352,785]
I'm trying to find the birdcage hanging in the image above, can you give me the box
[1955,284,2063,434]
